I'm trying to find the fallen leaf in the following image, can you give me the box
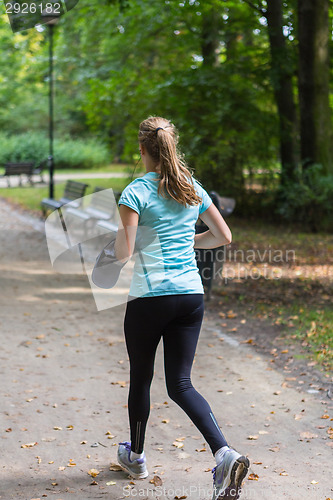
[91,480,98,485]
[310,480,318,484]
[172,441,184,449]
[253,461,262,465]
[88,468,100,478]
[269,446,280,452]
[53,426,62,431]
[279,471,288,476]
[109,463,123,471]
[247,435,258,440]
[67,459,76,466]
[58,466,66,471]
[111,381,127,388]
[21,442,38,448]
[248,473,259,481]
[66,425,74,430]
[321,414,330,419]
[106,481,116,486]
[300,432,318,440]
[175,496,187,499]
[162,419,169,424]
[195,447,206,452]
[149,475,163,486]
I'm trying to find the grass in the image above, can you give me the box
[252,299,333,372]
[0,177,132,213]
[213,216,333,373]
[56,163,145,175]
[286,305,333,371]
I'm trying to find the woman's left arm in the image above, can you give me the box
[115,204,139,262]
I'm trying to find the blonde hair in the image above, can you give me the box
[138,116,202,207]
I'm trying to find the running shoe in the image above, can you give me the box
[212,448,250,499]
[117,441,149,479]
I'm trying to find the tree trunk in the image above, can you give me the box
[266,0,298,186]
[298,0,332,175]
[201,7,220,67]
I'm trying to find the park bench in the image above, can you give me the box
[0,161,46,187]
[195,191,236,300]
[41,180,89,216]
[63,187,121,238]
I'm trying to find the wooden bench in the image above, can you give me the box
[0,162,37,187]
[63,187,121,237]
[32,159,47,184]
[41,180,89,216]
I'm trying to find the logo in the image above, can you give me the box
[44,189,164,311]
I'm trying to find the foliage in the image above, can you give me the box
[0,132,111,168]
[0,0,332,228]
[275,165,333,231]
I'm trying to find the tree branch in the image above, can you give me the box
[242,0,267,17]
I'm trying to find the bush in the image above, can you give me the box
[275,166,333,232]
[0,132,110,169]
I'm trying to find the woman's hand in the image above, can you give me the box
[194,203,232,249]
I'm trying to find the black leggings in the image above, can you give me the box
[124,294,228,455]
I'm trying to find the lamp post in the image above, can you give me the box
[41,11,60,199]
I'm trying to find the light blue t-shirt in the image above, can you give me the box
[118,171,212,297]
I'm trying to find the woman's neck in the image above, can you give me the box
[145,162,161,174]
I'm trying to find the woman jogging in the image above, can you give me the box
[114,116,249,500]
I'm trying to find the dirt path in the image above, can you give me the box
[0,199,332,500]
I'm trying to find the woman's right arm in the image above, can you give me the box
[194,203,232,249]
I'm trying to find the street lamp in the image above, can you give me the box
[41,10,60,199]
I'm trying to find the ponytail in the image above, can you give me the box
[138,116,202,207]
